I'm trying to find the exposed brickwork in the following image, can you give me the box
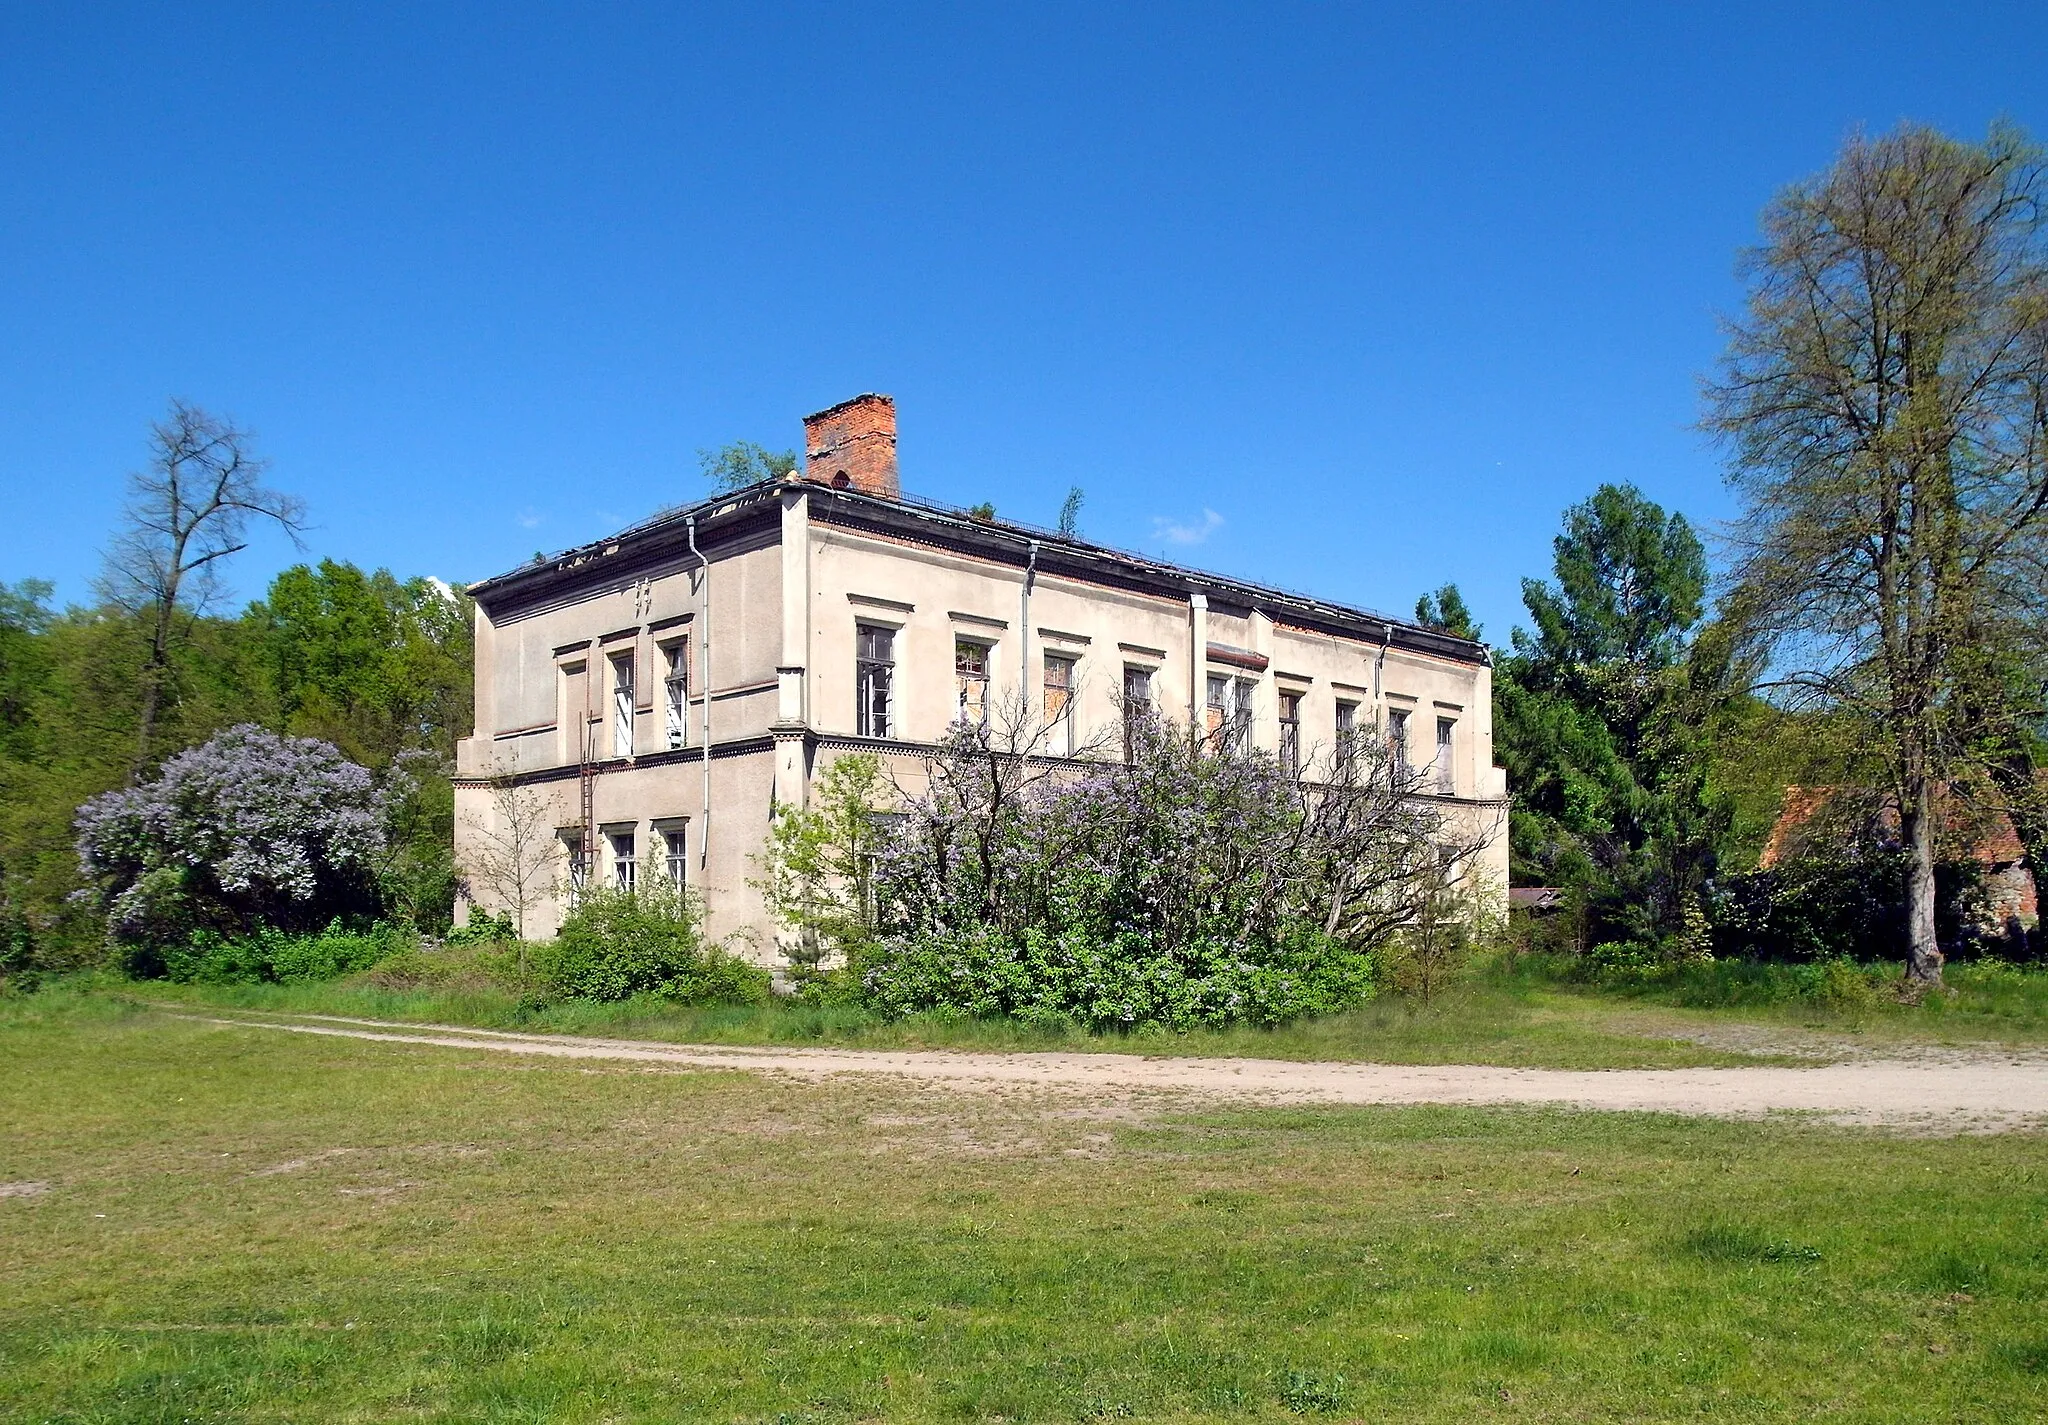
[803,392,898,499]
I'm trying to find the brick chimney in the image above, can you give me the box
[803,393,898,499]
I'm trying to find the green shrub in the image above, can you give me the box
[445,908,516,946]
[533,882,769,1006]
[161,922,409,985]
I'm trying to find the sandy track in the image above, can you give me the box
[175,1010,2048,1133]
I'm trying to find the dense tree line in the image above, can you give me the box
[0,560,473,976]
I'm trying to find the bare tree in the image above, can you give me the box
[1706,123,2048,987]
[461,768,559,943]
[96,402,306,773]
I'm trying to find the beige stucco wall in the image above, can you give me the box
[456,482,1510,960]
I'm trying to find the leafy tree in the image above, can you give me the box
[74,724,387,967]
[460,766,560,943]
[247,560,473,770]
[1496,484,1723,949]
[755,753,890,979]
[1414,583,1481,641]
[699,441,797,492]
[1705,122,2048,985]
[96,402,305,773]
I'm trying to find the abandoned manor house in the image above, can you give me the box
[453,394,1510,953]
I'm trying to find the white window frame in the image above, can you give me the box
[663,827,688,887]
[610,651,635,759]
[662,638,688,751]
[610,829,636,892]
[1436,716,1456,796]
[954,637,993,726]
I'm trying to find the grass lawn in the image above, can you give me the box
[104,952,2048,1072]
[3,993,2045,1422]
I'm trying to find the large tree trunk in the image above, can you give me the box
[1902,773,1944,986]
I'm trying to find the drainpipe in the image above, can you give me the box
[1375,622,1390,724]
[688,515,711,870]
[1020,539,1039,705]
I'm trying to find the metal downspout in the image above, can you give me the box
[688,516,711,870]
[1021,539,1039,701]
[1375,622,1390,723]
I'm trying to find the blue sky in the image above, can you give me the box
[3,3,2042,642]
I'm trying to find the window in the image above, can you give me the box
[1388,708,1411,779]
[561,660,591,763]
[1044,653,1076,756]
[856,624,894,738]
[1229,678,1253,749]
[610,651,635,758]
[1207,675,1253,750]
[1335,700,1359,780]
[610,830,636,891]
[1279,691,1301,777]
[955,638,991,725]
[662,639,688,750]
[1436,717,1456,795]
[563,831,588,897]
[1122,665,1154,762]
[1205,674,1229,742]
[664,828,687,886]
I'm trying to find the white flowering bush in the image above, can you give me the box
[74,724,387,968]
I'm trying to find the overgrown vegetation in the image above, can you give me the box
[760,705,1494,1030]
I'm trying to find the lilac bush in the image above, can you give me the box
[75,724,387,960]
[860,712,1482,1029]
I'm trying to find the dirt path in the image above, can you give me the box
[176,1010,2048,1133]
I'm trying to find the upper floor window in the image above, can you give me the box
[561,659,591,763]
[1436,717,1456,796]
[1206,674,1253,751]
[1044,653,1076,756]
[1335,700,1359,781]
[856,624,894,738]
[1122,665,1154,762]
[662,639,688,750]
[1279,691,1301,777]
[1388,708,1411,780]
[610,651,635,759]
[955,638,991,725]
[610,830,636,891]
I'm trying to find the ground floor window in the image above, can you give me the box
[664,828,687,886]
[610,830,636,892]
[563,831,588,897]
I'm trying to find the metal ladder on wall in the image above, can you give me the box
[578,712,597,892]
